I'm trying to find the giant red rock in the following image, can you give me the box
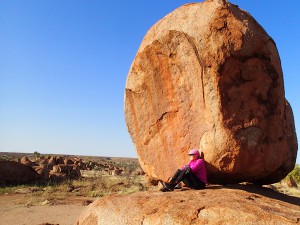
[124,0,298,184]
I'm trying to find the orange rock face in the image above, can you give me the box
[76,186,300,225]
[124,0,298,184]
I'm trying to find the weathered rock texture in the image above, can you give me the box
[124,0,298,184]
[76,186,300,225]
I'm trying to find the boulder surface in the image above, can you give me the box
[124,0,298,184]
[0,161,41,186]
[76,185,300,225]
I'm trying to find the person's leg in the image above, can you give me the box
[169,169,184,184]
[182,175,193,188]
[160,169,186,192]
[172,169,188,184]
[193,179,206,190]
[183,173,206,189]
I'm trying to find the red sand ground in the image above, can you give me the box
[0,194,89,225]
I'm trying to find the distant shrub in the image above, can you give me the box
[93,165,100,171]
[33,151,40,158]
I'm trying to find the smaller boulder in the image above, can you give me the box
[20,156,33,167]
[0,161,40,186]
[64,158,74,165]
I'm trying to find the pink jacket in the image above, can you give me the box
[182,158,207,184]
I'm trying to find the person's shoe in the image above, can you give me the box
[159,182,175,192]
[174,183,182,189]
[181,186,193,191]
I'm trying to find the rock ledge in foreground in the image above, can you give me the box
[77,185,300,225]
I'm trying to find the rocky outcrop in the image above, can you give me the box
[124,0,298,184]
[76,185,300,225]
[0,161,41,186]
[0,154,138,185]
[20,156,35,167]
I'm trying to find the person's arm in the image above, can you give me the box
[181,162,191,170]
[189,159,203,172]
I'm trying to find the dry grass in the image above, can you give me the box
[272,182,300,197]
[0,152,146,206]
[0,172,152,206]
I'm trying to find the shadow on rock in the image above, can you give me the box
[224,183,300,206]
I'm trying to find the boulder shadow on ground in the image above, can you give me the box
[224,183,300,206]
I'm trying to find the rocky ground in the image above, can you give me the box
[1,183,300,225]
[77,184,300,225]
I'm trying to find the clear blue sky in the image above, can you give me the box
[0,0,299,163]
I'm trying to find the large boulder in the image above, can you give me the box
[76,186,300,225]
[0,160,41,186]
[124,0,298,184]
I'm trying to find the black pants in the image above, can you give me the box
[170,169,205,190]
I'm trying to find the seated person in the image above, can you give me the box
[160,149,207,192]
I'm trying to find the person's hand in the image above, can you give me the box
[184,165,191,173]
